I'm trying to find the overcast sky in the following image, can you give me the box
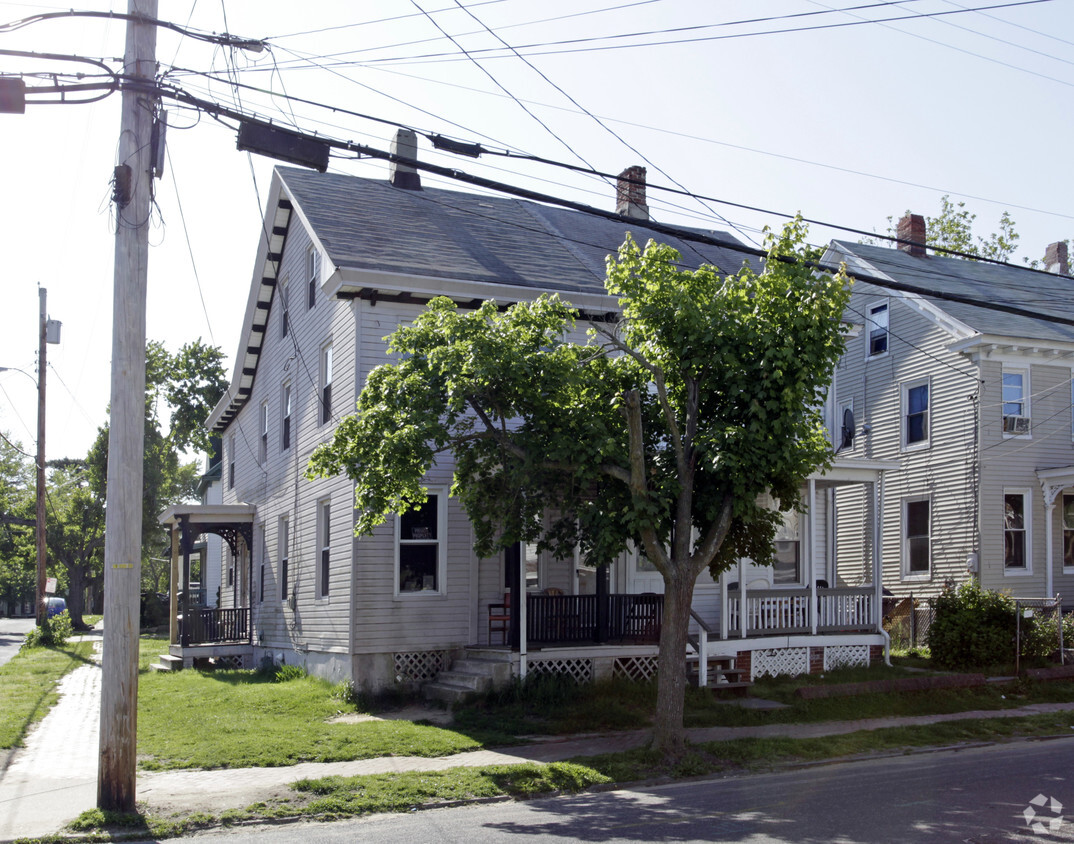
[1,0,1071,463]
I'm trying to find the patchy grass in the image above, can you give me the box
[0,638,94,749]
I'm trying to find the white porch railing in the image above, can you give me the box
[726,586,875,637]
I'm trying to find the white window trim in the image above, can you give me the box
[866,300,889,359]
[901,377,930,452]
[278,515,290,603]
[307,248,319,310]
[1003,489,1032,577]
[1002,366,1031,439]
[394,488,448,598]
[259,401,268,463]
[281,382,292,452]
[1062,492,1074,573]
[901,496,931,581]
[316,498,331,601]
[320,343,334,426]
[837,398,855,453]
[279,277,290,339]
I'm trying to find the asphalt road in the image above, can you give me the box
[172,737,1074,843]
[0,617,34,668]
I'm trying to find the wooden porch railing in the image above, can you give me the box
[179,607,250,645]
[526,593,662,644]
[726,586,875,636]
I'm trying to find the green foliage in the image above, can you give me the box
[871,195,1022,262]
[0,433,35,612]
[928,581,1017,670]
[1020,610,1074,662]
[0,636,93,748]
[21,610,73,649]
[273,663,307,683]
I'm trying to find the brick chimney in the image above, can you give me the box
[616,165,648,220]
[389,128,421,190]
[896,214,926,257]
[1044,241,1069,276]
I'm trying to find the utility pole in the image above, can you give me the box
[98,0,157,813]
[35,286,46,629]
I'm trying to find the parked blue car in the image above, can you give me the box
[45,597,67,618]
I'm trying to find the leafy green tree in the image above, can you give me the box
[43,459,104,629]
[0,434,35,615]
[871,195,1021,261]
[309,219,850,755]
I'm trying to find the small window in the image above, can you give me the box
[259,563,265,604]
[279,516,289,601]
[307,249,319,310]
[772,540,800,585]
[226,547,234,587]
[904,381,929,447]
[904,499,930,576]
[259,401,268,463]
[228,434,235,490]
[318,500,330,597]
[1004,493,1028,570]
[1002,369,1030,436]
[280,279,289,339]
[320,344,333,425]
[398,495,443,593]
[1064,495,1074,569]
[281,383,292,451]
[867,302,888,357]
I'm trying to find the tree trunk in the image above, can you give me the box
[67,562,88,630]
[651,563,700,756]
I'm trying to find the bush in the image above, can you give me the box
[1020,610,1074,662]
[272,663,307,683]
[928,581,1016,670]
[21,610,74,650]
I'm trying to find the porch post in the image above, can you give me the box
[179,515,191,647]
[809,479,818,636]
[506,543,520,649]
[738,555,746,638]
[873,474,883,633]
[719,574,728,640]
[1045,500,1055,600]
[168,523,179,646]
[518,542,527,678]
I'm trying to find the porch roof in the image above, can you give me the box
[158,504,255,527]
[810,456,894,488]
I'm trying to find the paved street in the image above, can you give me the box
[173,739,1074,843]
[0,617,35,668]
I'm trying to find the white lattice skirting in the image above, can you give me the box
[613,656,659,682]
[751,647,809,679]
[824,644,870,671]
[394,651,448,683]
[528,657,593,683]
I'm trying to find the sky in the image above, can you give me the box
[1,0,1072,464]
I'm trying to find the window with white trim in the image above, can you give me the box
[317,499,330,597]
[903,498,930,577]
[307,249,319,310]
[1064,494,1074,570]
[397,493,446,594]
[320,344,333,425]
[903,379,929,449]
[259,401,268,463]
[1004,492,1029,571]
[279,516,289,601]
[867,301,888,357]
[281,382,292,451]
[1002,368,1030,436]
[279,278,289,339]
[772,509,800,585]
[228,434,235,489]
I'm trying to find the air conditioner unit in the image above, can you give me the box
[1003,415,1030,435]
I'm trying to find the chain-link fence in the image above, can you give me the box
[883,594,936,651]
[1013,596,1067,671]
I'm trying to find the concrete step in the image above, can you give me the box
[435,669,493,693]
[710,680,752,698]
[150,653,183,672]
[424,680,481,704]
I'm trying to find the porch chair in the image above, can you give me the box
[488,592,511,645]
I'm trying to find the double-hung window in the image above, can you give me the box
[903,380,929,449]
[259,401,268,463]
[397,493,445,594]
[904,498,930,577]
[867,302,888,357]
[1002,368,1030,436]
[1004,492,1029,571]
[307,249,318,310]
[320,344,333,425]
[279,516,289,601]
[281,383,292,451]
[1064,495,1074,570]
[228,434,235,489]
[318,500,330,597]
[279,279,289,339]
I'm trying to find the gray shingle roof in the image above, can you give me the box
[834,240,1074,344]
[278,167,753,294]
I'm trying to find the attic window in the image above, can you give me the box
[867,302,888,357]
[307,249,319,310]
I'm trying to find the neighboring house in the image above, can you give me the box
[825,218,1074,605]
[158,132,888,690]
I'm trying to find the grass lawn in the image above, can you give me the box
[0,637,95,749]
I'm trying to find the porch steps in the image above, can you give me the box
[150,653,184,673]
[423,648,513,704]
[686,637,752,697]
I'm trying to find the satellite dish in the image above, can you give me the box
[840,407,855,451]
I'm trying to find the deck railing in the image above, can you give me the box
[180,607,250,645]
[726,586,875,636]
[526,593,662,644]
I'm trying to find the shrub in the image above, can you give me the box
[273,663,307,683]
[1020,610,1074,662]
[21,610,74,650]
[928,581,1016,670]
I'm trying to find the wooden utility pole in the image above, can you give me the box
[35,286,46,628]
[98,0,157,812]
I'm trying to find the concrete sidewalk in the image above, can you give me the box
[4,637,1074,841]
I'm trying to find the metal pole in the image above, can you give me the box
[98,0,157,813]
[35,287,46,628]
